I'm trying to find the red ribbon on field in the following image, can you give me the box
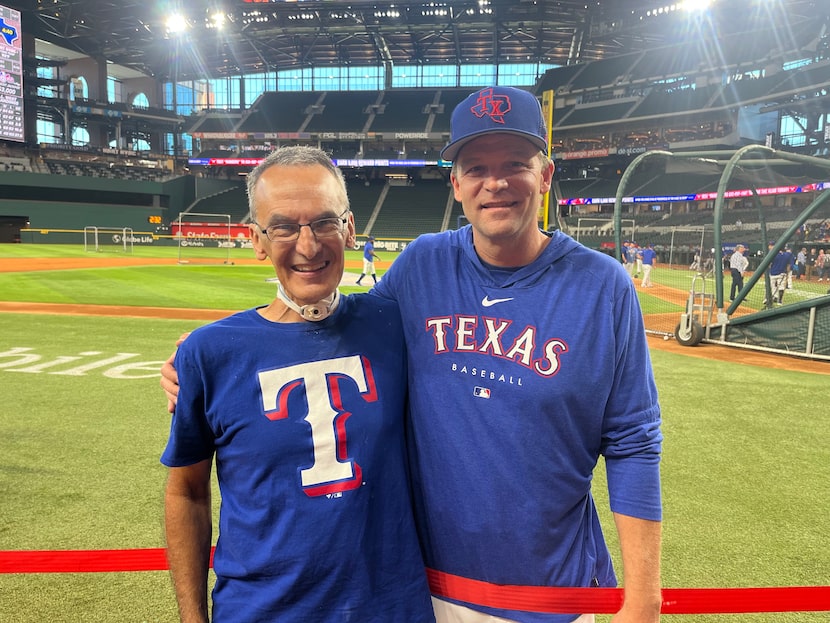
[2,548,829,614]
[0,547,213,574]
[426,569,830,614]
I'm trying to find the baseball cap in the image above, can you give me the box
[367,235,375,240]
[440,86,548,162]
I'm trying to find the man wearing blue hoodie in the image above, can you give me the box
[372,87,663,623]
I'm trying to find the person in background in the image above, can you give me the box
[767,242,793,306]
[161,145,433,623]
[817,248,828,282]
[622,241,633,277]
[728,244,749,302]
[796,247,807,280]
[806,247,817,280]
[625,241,639,279]
[635,242,643,278]
[689,248,701,271]
[162,87,663,623]
[356,235,380,286]
[639,243,657,287]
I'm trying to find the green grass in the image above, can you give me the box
[0,245,376,308]
[0,313,200,622]
[0,265,276,308]
[1,243,828,622]
[0,244,265,260]
[595,351,830,622]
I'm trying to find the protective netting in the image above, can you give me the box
[610,147,830,360]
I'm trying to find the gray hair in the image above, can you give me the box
[246,145,349,221]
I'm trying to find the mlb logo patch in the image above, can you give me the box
[473,387,491,399]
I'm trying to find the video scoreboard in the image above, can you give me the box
[0,3,23,142]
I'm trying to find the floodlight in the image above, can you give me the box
[682,0,713,12]
[209,13,226,29]
[166,13,188,34]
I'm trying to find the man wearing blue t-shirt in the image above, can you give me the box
[640,243,657,287]
[161,146,433,623]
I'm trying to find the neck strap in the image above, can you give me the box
[277,285,340,321]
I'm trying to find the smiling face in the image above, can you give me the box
[451,133,553,266]
[250,163,355,308]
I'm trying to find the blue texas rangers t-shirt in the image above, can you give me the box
[162,294,433,623]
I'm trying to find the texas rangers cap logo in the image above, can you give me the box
[440,85,548,161]
[471,88,511,124]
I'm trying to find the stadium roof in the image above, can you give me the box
[19,0,823,82]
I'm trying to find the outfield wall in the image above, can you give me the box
[17,229,415,253]
[0,171,198,236]
[5,200,164,233]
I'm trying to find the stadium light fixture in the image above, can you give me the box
[644,0,714,17]
[208,12,226,30]
[166,13,188,34]
[682,0,713,12]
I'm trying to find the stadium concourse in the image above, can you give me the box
[0,254,827,376]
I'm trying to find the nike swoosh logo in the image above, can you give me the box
[481,296,514,307]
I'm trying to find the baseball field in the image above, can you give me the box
[0,244,827,622]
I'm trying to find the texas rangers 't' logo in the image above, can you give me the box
[470,88,510,124]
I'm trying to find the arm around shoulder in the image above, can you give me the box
[160,332,191,413]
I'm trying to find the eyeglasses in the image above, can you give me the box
[255,209,349,242]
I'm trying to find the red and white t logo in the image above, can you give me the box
[258,355,377,497]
